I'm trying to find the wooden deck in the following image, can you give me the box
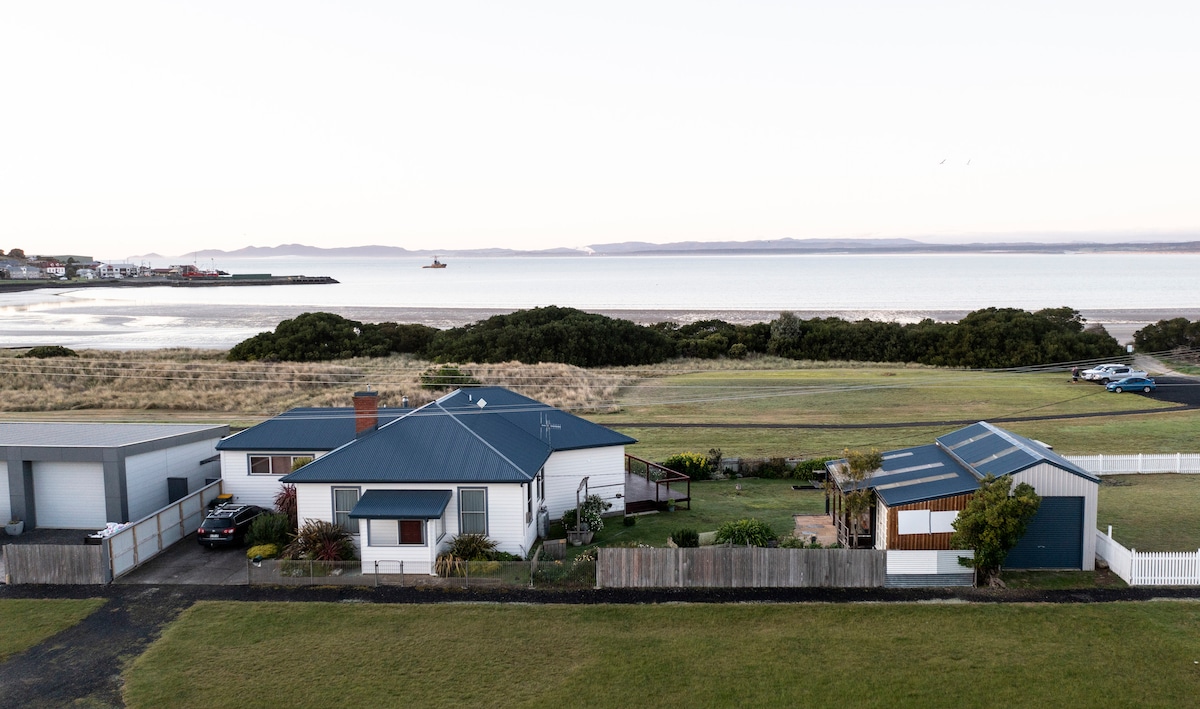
[624,455,691,514]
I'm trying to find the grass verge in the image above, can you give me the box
[0,598,106,661]
[125,601,1200,709]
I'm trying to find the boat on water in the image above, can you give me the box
[422,256,447,269]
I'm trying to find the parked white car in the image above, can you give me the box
[1083,364,1147,383]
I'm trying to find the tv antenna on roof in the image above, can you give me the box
[540,413,561,446]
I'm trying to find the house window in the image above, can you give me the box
[459,488,487,535]
[333,488,360,534]
[249,454,313,475]
[368,519,425,546]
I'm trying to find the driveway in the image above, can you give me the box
[115,534,249,585]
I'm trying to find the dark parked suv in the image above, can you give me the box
[197,504,265,548]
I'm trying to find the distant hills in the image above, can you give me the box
[171,236,1200,260]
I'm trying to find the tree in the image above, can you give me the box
[951,474,1041,586]
[838,448,882,548]
[227,312,392,361]
[7,248,25,259]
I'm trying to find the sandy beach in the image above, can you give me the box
[2,298,1195,350]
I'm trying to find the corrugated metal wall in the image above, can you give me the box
[1012,463,1098,570]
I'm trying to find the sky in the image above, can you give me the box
[3,1,1199,258]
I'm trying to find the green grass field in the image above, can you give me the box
[124,601,1200,709]
[0,598,105,662]
[593,367,1194,460]
[1099,474,1200,551]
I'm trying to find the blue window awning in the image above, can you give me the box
[348,490,452,520]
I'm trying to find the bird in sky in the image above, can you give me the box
[939,158,946,164]
[966,159,971,165]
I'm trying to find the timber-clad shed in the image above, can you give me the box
[828,421,1099,570]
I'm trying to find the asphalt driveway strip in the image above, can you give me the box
[6,582,1200,708]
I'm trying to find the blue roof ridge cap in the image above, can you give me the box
[978,422,1098,481]
[430,397,539,482]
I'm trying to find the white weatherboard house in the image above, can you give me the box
[2,423,227,529]
[223,388,635,575]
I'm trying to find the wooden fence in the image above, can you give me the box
[1094,528,1200,586]
[4,544,108,584]
[597,547,886,588]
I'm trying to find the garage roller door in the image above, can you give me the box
[32,462,107,528]
[1004,496,1084,569]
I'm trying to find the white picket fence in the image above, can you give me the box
[1067,453,1200,475]
[1094,527,1200,586]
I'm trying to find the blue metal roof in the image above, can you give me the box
[936,422,1098,483]
[349,490,452,519]
[281,387,634,485]
[216,407,409,452]
[831,444,981,507]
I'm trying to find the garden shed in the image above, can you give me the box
[827,422,1099,570]
[2,423,227,529]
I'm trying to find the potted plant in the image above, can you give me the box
[6,518,24,536]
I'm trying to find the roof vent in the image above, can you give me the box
[476,398,487,409]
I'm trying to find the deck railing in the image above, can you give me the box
[625,454,691,510]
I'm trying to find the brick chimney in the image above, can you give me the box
[353,391,379,437]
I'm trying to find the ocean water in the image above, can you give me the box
[3,252,1199,349]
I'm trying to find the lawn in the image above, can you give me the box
[125,601,1200,709]
[594,367,1193,460]
[1098,474,1200,551]
[0,598,106,661]
[568,478,826,549]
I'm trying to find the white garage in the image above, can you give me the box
[31,462,107,529]
[3,422,227,531]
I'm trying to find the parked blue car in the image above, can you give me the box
[1106,377,1156,393]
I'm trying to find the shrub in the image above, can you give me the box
[662,451,716,481]
[728,343,748,359]
[715,518,777,547]
[623,515,637,527]
[671,528,700,548]
[23,345,77,358]
[246,513,293,548]
[419,365,480,390]
[282,520,356,561]
[246,543,279,560]
[443,533,499,560]
[561,494,612,532]
[227,312,393,361]
[791,456,836,482]
[274,484,298,530]
[743,457,791,479]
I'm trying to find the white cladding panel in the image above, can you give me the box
[125,437,220,520]
[543,446,626,520]
[0,462,10,523]
[32,461,106,528]
[295,480,533,569]
[220,450,323,509]
[875,500,889,550]
[1013,463,1099,571]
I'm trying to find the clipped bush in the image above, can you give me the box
[715,518,777,547]
[246,543,280,560]
[671,528,700,548]
[283,519,356,561]
[246,512,293,548]
[791,456,837,482]
[23,345,78,358]
[661,451,716,481]
[623,515,637,527]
